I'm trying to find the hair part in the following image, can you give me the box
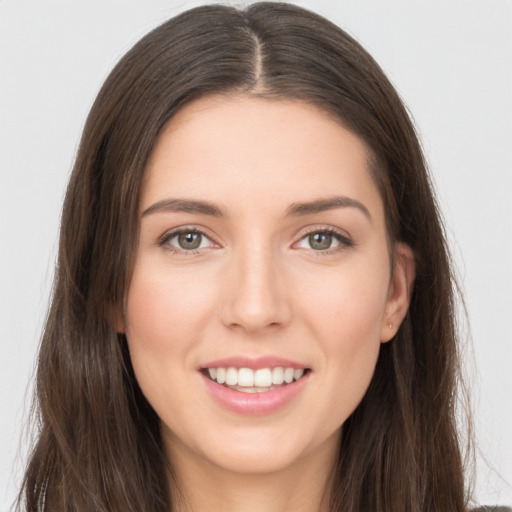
[19,3,471,512]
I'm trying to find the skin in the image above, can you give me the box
[120,95,415,512]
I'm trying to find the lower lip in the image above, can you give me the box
[201,372,310,415]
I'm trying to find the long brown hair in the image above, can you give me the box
[19,3,471,511]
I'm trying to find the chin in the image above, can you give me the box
[163,420,340,476]
[202,444,308,475]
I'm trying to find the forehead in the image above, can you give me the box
[141,95,384,222]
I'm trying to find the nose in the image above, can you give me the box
[220,245,292,333]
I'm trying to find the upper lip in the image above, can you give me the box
[200,356,309,370]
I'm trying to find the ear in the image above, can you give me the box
[380,242,415,343]
[107,301,126,334]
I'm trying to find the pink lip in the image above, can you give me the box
[200,356,308,370]
[201,371,310,416]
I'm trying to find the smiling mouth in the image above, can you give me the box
[202,366,310,393]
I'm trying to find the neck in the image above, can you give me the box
[165,432,339,512]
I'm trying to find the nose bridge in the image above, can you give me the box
[221,236,290,332]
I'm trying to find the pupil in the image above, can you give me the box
[178,232,201,250]
[309,232,331,250]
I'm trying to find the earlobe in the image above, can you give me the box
[380,242,415,342]
[107,302,126,334]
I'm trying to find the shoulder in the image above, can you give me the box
[471,507,512,512]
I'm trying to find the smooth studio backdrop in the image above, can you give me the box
[1,1,511,510]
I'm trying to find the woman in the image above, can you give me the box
[17,3,489,511]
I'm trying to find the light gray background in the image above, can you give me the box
[1,1,511,510]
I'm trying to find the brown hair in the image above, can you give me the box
[19,3,471,511]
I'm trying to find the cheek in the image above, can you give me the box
[302,257,390,346]
[125,262,214,346]
[298,257,389,415]
[123,262,215,402]
[322,284,384,376]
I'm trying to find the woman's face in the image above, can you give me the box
[122,95,413,475]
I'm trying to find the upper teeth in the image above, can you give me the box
[208,367,304,387]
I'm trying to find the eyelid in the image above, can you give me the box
[157,224,353,254]
[292,225,354,253]
[158,225,221,253]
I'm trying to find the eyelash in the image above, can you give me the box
[159,227,217,255]
[158,226,354,255]
[296,226,354,254]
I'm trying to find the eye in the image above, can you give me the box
[294,229,352,252]
[160,229,216,252]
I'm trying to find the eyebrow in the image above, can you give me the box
[141,195,371,221]
[141,198,226,218]
[285,196,372,221]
